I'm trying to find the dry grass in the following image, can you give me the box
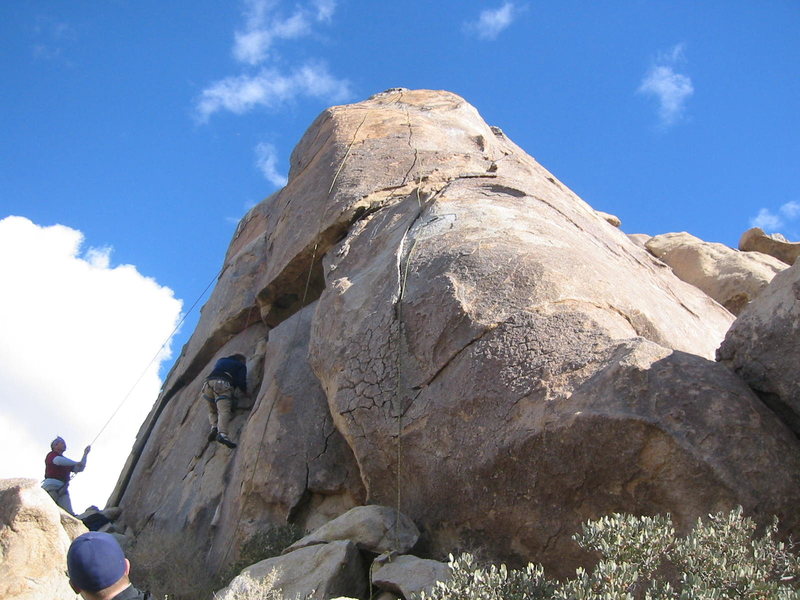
[126,524,304,600]
[215,568,286,600]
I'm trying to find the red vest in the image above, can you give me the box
[44,451,72,482]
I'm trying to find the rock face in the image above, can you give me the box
[118,304,366,578]
[112,89,800,589]
[0,478,87,600]
[739,227,800,265]
[717,261,800,437]
[645,231,786,314]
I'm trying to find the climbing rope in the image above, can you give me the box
[217,104,373,571]
[389,95,445,550]
[88,263,227,447]
[393,233,419,549]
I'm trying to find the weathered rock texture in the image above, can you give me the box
[739,227,800,265]
[645,231,786,314]
[0,478,87,600]
[286,505,419,555]
[718,260,800,436]
[112,89,800,588]
[221,541,368,600]
[371,554,451,598]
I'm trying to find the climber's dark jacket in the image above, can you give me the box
[207,356,247,392]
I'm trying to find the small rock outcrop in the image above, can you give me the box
[627,233,650,248]
[717,260,800,437]
[0,478,87,600]
[286,505,419,555]
[371,554,451,599]
[595,210,621,227]
[645,231,786,314]
[739,227,800,265]
[75,506,132,551]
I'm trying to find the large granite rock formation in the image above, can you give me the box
[112,89,800,588]
[718,260,800,436]
[0,478,87,600]
[645,231,786,314]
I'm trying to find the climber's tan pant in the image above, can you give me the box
[202,378,234,436]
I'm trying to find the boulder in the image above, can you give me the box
[286,505,419,555]
[0,478,87,600]
[627,233,651,248]
[371,554,451,598]
[595,210,621,228]
[717,260,800,436]
[102,506,123,521]
[645,231,786,314]
[739,227,800,266]
[220,540,367,600]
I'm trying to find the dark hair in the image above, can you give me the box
[230,353,246,362]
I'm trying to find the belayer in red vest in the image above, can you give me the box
[42,436,90,515]
[201,353,247,449]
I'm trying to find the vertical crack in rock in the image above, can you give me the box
[416,325,495,391]
[401,102,420,187]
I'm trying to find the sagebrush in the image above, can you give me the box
[416,508,800,600]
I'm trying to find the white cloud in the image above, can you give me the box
[33,17,77,63]
[659,43,687,64]
[255,142,288,187]
[0,216,182,512]
[197,0,348,122]
[232,0,336,65]
[638,44,694,127]
[780,201,800,219]
[313,0,336,22]
[749,201,800,234]
[750,208,783,232]
[233,29,274,66]
[196,62,351,122]
[465,2,517,41]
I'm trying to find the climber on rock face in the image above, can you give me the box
[201,353,247,449]
[42,436,90,515]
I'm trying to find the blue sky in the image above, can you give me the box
[1,1,798,509]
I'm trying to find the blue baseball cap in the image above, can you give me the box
[67,532,127,592]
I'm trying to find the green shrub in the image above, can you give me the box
[416,508,800,600]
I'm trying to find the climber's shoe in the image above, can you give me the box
[217,433,237,449]
[207,426,218,442]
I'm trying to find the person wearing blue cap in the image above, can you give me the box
[67,532,151,599]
